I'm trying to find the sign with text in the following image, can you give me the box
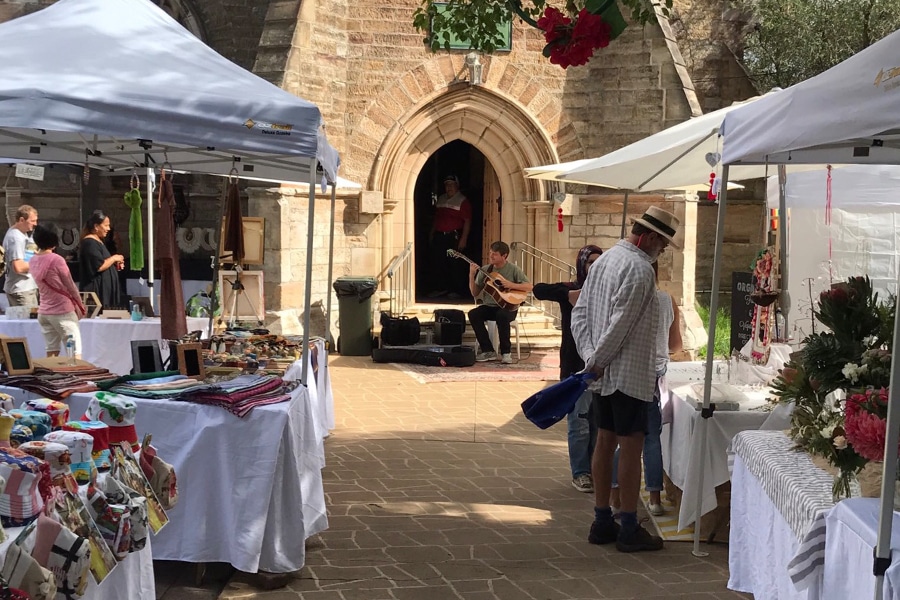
[731,272,756,354]
[14,163,44,181]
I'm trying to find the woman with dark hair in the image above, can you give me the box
[532,244,603,493]
[29,224,86,356]
[78,210,125,310]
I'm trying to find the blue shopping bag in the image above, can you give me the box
[520,372,596,430]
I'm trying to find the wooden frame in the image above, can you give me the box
[131,340,163,374]
[79,291,102,318]
[130,296,155,318]
[175,342,205,380]
[218,216,265,266]
[218,270,265,322]
[0,337,33,375]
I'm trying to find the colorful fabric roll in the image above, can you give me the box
[0,393,15,412]
[83,393,138,451]
[0,414,14,448]
[9,409,52,441]
[25,398,70,430]
[9,424,33,448]
[62,421,110,471]
[44,430,96,485]
[18,441,71,479]
[0,446,45,527]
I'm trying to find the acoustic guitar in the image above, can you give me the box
[446,249,529,311]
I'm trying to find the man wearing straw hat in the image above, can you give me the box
[571,205,680,553]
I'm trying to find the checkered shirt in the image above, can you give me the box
[571,240,659,401]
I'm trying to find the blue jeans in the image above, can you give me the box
[611,376,664,492]
[569,390,597,477]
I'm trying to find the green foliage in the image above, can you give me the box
[737,0,900,91]
[413,0,672,54]
[695,303,730,359]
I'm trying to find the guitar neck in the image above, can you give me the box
[449,251,492,277]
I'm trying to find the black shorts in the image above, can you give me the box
[590,390,649,436]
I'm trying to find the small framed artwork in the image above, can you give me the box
[131,340,163,374]
[218,270,265,322]
[175,342,205,380]
[0,337,33,375]
[130,296,155,318]
[219,217,265,266]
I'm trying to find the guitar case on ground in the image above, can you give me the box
[372,344,476,367]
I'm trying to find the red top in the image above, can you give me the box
[433,193,472,232]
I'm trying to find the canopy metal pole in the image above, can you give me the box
[691,164,729,557]
[619,191,630,238]
[777,165,790,338]
[300,165,318,386]
[144,157,155,311]
[874,304,900,599]
[324,183,337,350]
[206,187,229,339]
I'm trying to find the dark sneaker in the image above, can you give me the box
[616,523,664,552]
[588,519,620,545]
[571,474,594,493]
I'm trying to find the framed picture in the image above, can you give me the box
[80,291,102,318]
[218,216,265,266]
[0,337,33,375]
[131,340,163,374]
[218,270,265,322]
[130,296,155,318]
[175,342,205,380]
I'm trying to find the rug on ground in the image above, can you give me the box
[390,351,561,384]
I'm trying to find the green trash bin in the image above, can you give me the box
[333,276,378,356]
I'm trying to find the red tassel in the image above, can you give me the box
[707,171,717,202]
[557,207,564,232]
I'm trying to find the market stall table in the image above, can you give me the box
[662,381,791,531]
[0,316,209,374]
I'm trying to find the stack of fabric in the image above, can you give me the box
[0,365,118,402]
[105,372,294,417]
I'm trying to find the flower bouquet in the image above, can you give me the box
[535,0,626,68]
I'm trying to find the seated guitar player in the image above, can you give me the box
[467,241,532,364]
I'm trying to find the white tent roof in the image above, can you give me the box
[0,0,339,184]
[721,29,900,167]
[547,96,776,191]
[766,165,900,210]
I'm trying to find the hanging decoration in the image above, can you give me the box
[124,171,144,271]
[748,247,779,364]
[557,207,564,233]
[826,164,834,284]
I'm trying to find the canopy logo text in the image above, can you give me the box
[873,67,900,91]
[243,119,293,136]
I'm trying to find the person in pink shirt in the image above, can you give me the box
[29,225,86,357]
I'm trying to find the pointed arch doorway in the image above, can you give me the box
[413,140,501,303]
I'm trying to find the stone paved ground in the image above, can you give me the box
[217,355,751,600]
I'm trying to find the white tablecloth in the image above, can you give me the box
[822,498,900,600]
[284,339,335,443]
[0,316,209,375]
[0,521,155,600]
[662,384,790,530]
[0,383,327,574]
[729,454,819,600]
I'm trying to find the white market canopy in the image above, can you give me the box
[0,0,338,184]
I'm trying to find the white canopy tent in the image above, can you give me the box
[720,28,900,598]
[0,0,341,385]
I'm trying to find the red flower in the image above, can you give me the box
[538,7,612,69]
[537,7,571,44]
[845,388,894,462]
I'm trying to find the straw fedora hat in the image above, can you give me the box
[633,206,681,249]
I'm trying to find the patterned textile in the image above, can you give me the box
[0,447,44,527]
[82,483,131,560]
[0,543,55,600]
[139,444,178,509]
[7,427,31,449]
[101,476,147,551]
[82,392,138,450]
[0,415,13,449]
[32,514,91,600]
[23,399,69,431]
[8,411,51,441]
[43,431,94,486]
[0,394,15,413]
[571,240,659,400]
[61,421,110,471]
[18,442,70,479]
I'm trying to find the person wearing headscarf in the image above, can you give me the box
[532,244,603,493]
[78,210,124,310]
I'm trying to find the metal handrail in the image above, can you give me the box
[386,242,413,316]
[509,241,576,327]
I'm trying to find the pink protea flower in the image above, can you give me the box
[845,388,893,462]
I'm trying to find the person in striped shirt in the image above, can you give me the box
[571,206,680,553]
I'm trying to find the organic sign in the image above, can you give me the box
[731,272,756,354]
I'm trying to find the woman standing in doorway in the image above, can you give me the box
[79,210,125,310]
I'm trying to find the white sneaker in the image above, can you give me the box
[500,353,513,364]
[648,502,665,516]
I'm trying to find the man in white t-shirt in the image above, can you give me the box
[3,205,39,307]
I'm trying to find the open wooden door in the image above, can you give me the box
[482,163,501,259]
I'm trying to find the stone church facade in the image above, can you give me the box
[0,0,764,350]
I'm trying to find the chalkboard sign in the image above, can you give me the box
[731,272,756,353]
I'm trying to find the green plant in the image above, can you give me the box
[696,304,730,359]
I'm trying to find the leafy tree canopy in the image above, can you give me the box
[737,0,900,91]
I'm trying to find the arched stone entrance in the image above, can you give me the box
[370,85,560,299]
